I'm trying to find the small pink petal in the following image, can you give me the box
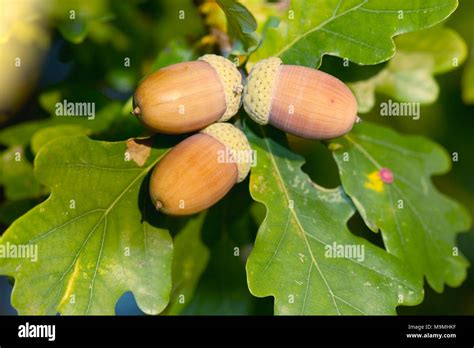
[379,168,394,184]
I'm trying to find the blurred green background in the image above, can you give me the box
[0,0,472,315]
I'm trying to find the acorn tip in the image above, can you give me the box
[155,201,163,210]
[132,106,141,116]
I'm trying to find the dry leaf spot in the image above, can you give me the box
[125,138,153,167]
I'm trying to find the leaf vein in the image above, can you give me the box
[261,127,341,314]
[276,0,369,57]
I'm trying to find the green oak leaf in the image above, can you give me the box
[245,124,423,315]
[0,135,174,315]
[164,213,209,315]
[0,103,122,148]
[329,121,471,292]
[0,103,123,201]
[31,125,89,155]
[50,102,122,134]
[251,0,458,68]
[349,26,467,112]
[216,0,260,55]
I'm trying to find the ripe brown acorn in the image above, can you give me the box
[149,123,252,216]
[243,57,358,139]
[133,54,243,134]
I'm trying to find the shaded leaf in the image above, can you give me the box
[0,136,174,314]
[395,26,467,75]
[152,0,205,48]
[462,51,474,104]
[0,122,52,201]
[251,0,458,68]
[0,120,52,147]
[39,90,63,115]
[163,213,209,315]
[181,187,263,315]
[0,146,47,200]
[57,17,89,44]
[319,55,388,83]
[150,39,194,72]
[0,199,40,227]
[350,26,467,112]
[182,235,256,315]
[216,0,260,55]
[330,122,471,292]
[245,123,422,315]
[51,0,111,44]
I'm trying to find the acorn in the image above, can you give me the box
[149,123,252,216]
[133,54,243,134]
[243,57,358,139]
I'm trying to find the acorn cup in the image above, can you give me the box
[243,57,358,139]
[133,54,243,134]
[149,123,252,216]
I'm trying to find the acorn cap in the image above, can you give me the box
[200,123,252,183]
[243,57,282,125]
[199,54,243,121]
